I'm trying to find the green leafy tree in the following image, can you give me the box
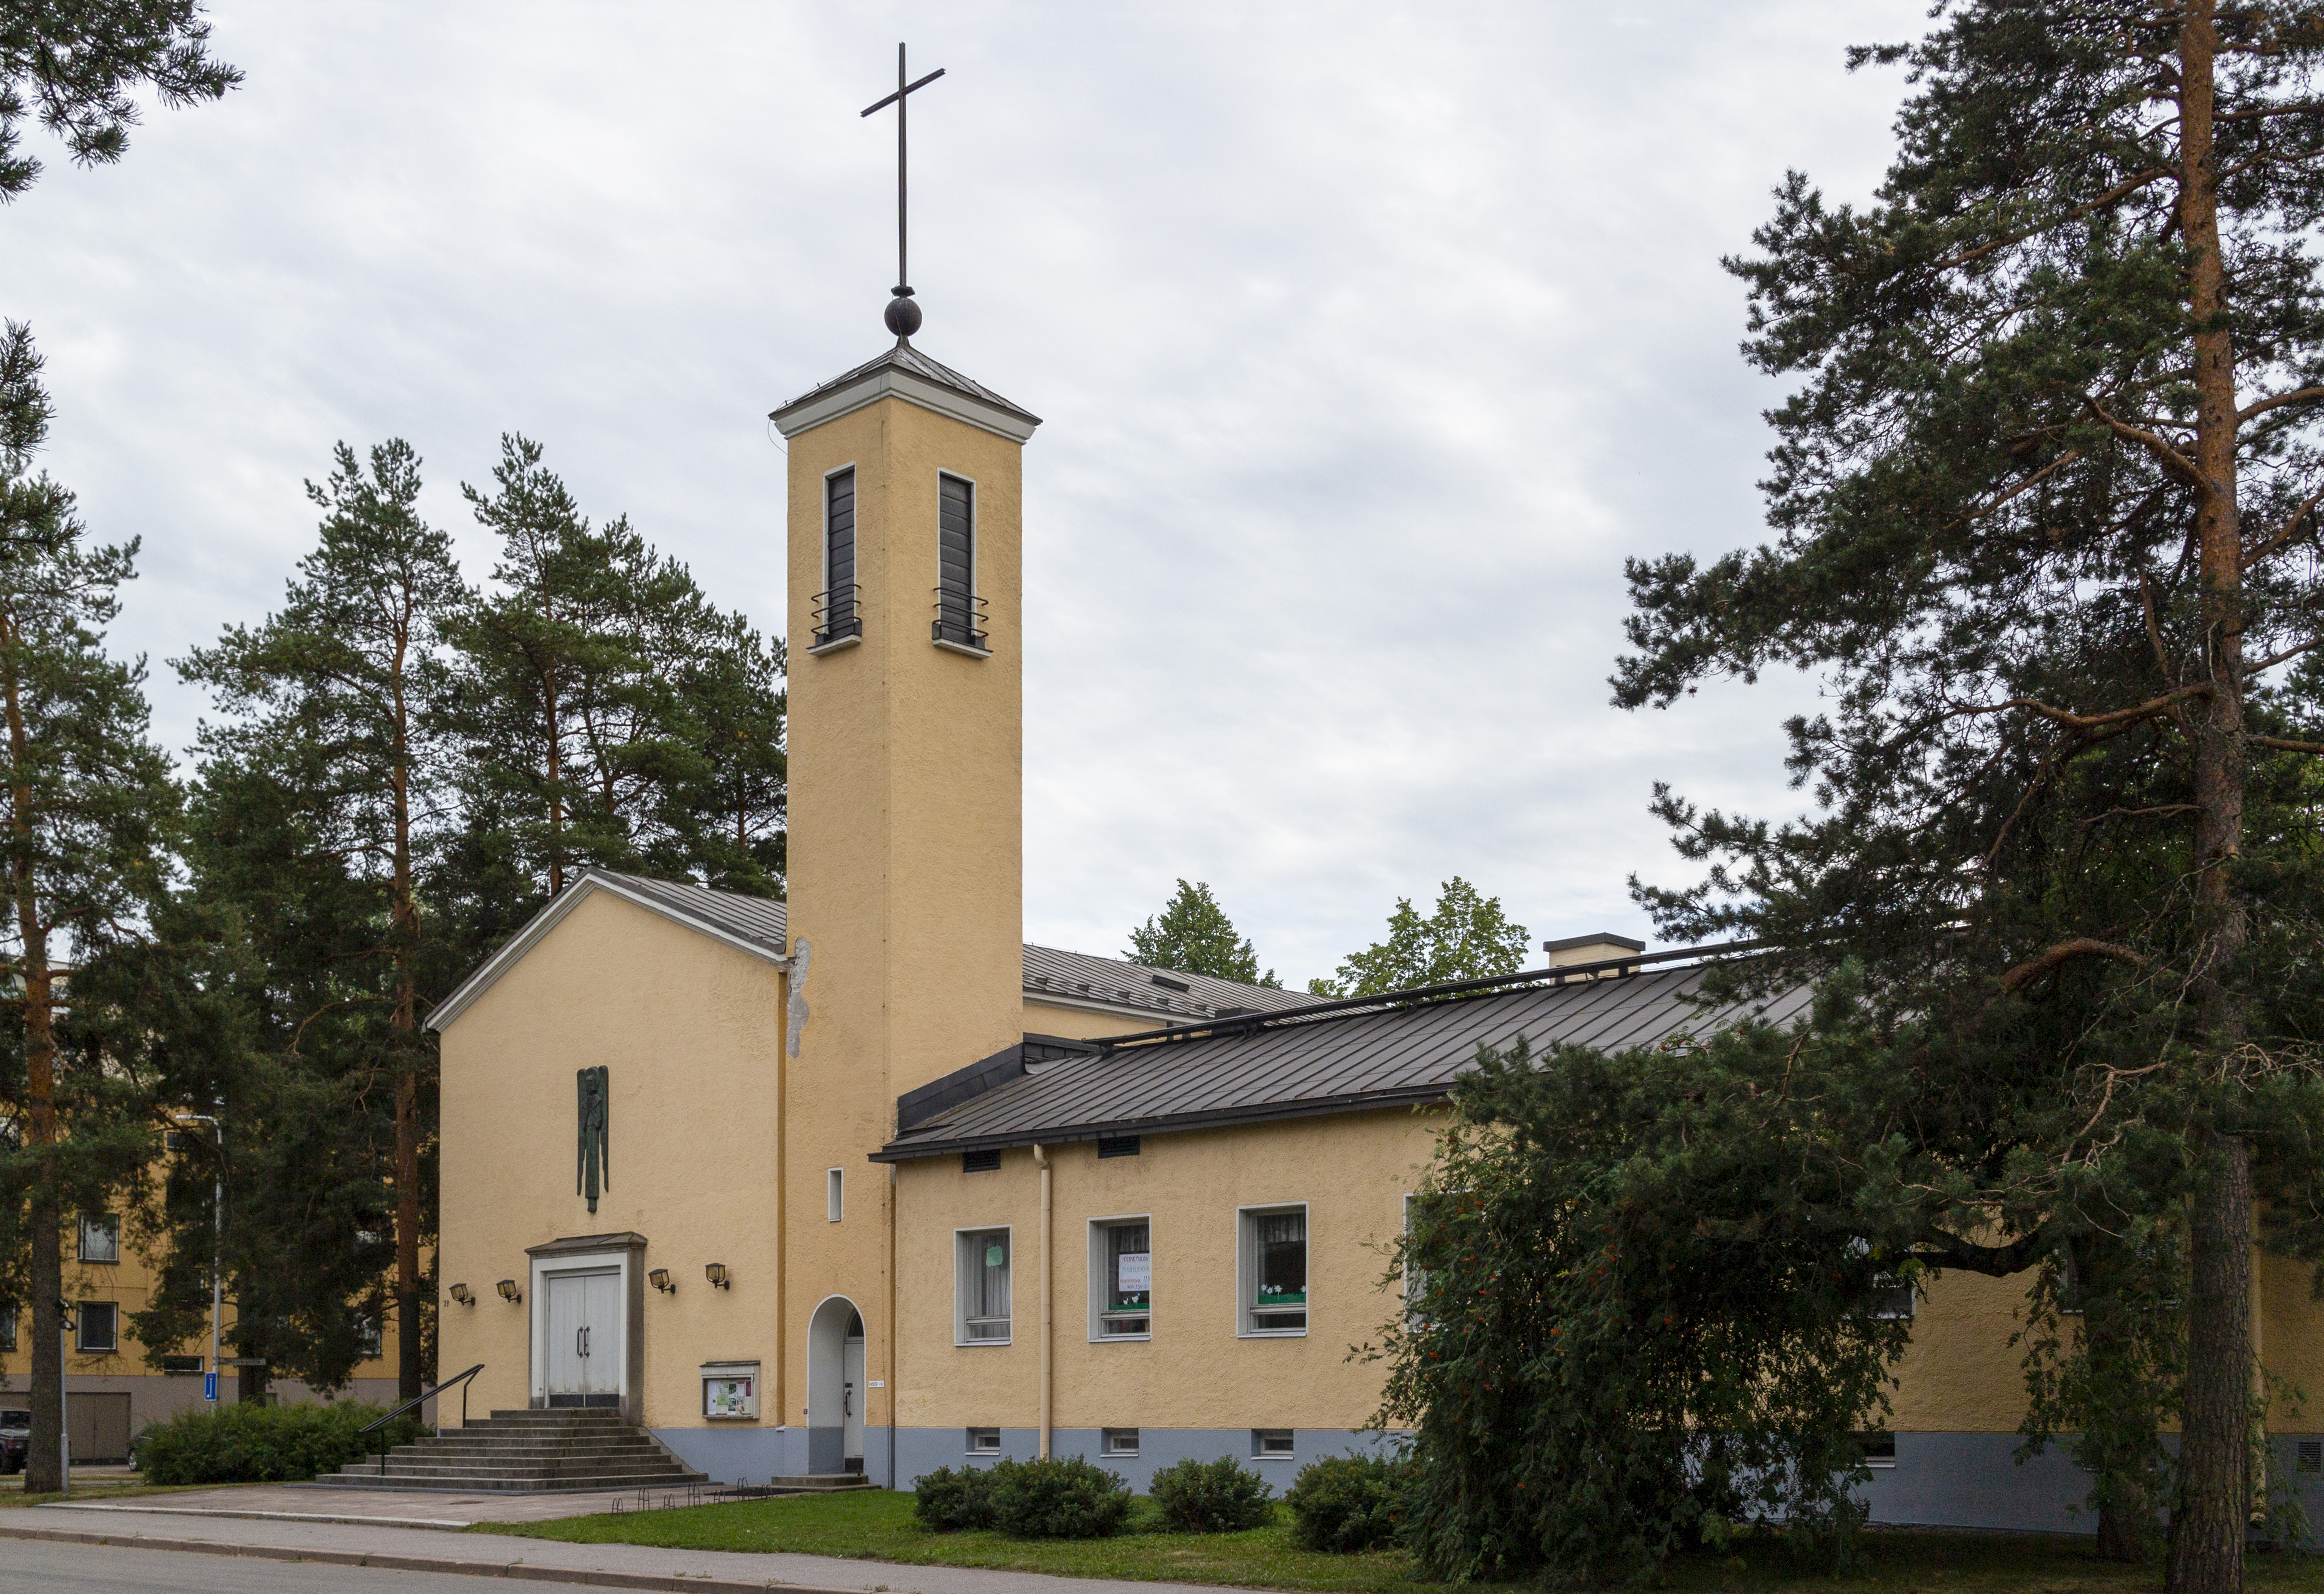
[1308,877,1528,997]
[1614,5,2324,1586]
[1382,982,1917,1583]
[0,0,240,199]
[1125,880,1279,987]
[0,323,178,1489]
[179,440,470,1401]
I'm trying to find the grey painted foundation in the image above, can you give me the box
[652,1425,2324,1541]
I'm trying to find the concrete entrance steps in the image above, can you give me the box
[310,1409,710,1494]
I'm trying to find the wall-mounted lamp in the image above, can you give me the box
[496,1279,522,1305]
[649,1268,674,1294]
[705,1263,730,1290]
[448,1283,474,1307]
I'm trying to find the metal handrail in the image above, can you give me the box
[931,587,989,651]
[812,584,862,648]
[360,1362,483,1477]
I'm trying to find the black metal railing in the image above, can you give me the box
[812,584,862,649]
[932,588,990,652]
[359,1362,484,1477]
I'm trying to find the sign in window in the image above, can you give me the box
[1096,1220,1151,1337]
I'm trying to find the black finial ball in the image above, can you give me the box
[884,292,923,339]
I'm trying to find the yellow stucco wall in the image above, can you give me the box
[436,886,786,1428]
[894,1110,1442,1435]
[1022,1000,1168,1043]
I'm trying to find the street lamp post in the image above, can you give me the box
[172,1105,224,1406]
[54,1299,72,1494]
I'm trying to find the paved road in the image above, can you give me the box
[0,1538,611,1592]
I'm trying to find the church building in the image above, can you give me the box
[426,324,2324,1536]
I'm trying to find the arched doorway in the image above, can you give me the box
[806,1296,866,1476]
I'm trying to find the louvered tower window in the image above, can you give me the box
[933,474,988,652]
[813,469,860,648]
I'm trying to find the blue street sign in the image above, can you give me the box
[204,1371,218,1402]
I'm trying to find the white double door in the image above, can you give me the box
[544,1269,622,1408]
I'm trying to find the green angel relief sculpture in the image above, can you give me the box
[578,1065,610,1214]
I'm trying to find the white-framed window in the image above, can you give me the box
[956,1228,1012,1344]
[1088,1216,1152,1339]
[966,1426,1001,1455]
[1102,1427,1140,1457]
[1238,1204,1308,1335]
[76,1300,118,1353]
[1857,1431,1898,1470]
[1252,1428,1295,1459]
[358,1315,383,1359]
[828,1168,844,1223]
[0,1304,15,1351]
[1848,1238,1915,1320]
[78,1213,120,1264]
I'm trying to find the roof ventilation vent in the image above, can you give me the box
[1150,973,1191,993]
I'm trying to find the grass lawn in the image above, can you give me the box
[476,1486,2324,1593]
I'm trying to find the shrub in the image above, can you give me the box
[1150,1455,1275,1533]
[988,1454,1132,1539]
[913,1463,999,1531]
[138,1400,426,1485]
[1285,1453,1408,1552]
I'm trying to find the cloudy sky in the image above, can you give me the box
[4,1,1927,989]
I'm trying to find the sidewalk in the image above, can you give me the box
[0,1502,1274,1594]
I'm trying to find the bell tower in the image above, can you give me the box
[768,338,1038,1472]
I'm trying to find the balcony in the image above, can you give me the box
[932,588,990,656]
[810,584,862,652]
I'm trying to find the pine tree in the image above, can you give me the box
[0,323,178,1489]
[0,0,241,198]
[446,434,784,913]
[1616,7,2324,1586]
[1125,880,1280,987]
[179,440,468,1402]
[1308,878,1530,998]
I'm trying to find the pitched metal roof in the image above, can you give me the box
[592,870,790,954]
[769,342,1042,440]
[1022,943,1313,1023]
[426,868,1298,1032]
[874,959,1812,1161]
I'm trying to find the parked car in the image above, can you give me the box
[0,1409,28,1476]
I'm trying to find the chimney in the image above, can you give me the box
[1543,933,1646,980]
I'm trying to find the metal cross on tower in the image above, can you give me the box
[862,42,946,342]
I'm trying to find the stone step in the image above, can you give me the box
[380,1438,668,1457]
[310,1471,710,1495]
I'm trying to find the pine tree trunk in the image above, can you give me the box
[6,610,64,1491]
[24,1205,61,1492]
[390,642,424,1402]
[2176,1134,2255,1591]
[2170,9,2255,1591]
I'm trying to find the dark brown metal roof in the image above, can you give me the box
[770,343,1042,429]
[873,958,1810,1161]
[588,869,790,955]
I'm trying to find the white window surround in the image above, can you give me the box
[933,469,988,659]
[828,1168,844,1222]
[955,1225,1014,1347]
[1087,1214,1152,1342]
[1252,1428,1296,1459]
[528,1247,634,1409]
[966,1426,1001,1454]
[1236,1202,1310,1338]
[1102,1427,1140,1457]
